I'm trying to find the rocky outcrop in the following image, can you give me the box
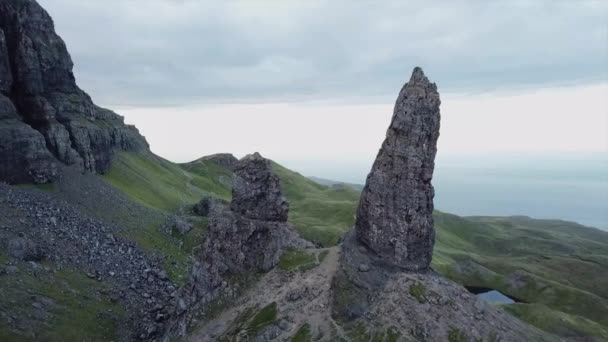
[0,0,148,184]
[355,67,440,271]
[166,153,306,338]
[193,195,228,217]
[231,153,289,222]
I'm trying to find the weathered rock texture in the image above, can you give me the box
[355,67,440,271]
[231,153,289,222]
[193,195,229,217]
[0,0,148,184]
[165,153,309,338]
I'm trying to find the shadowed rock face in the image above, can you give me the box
[0,0,148,184]
[355,67,441,271]
[231,152,289,222]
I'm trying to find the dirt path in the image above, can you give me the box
[188,247,346,341]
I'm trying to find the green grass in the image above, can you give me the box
[0,264,124,341]
[279,249,318,272]
[102,152,204,211]
[247,302,278,335]
[292,323,312,342]
[503,303,608,341]
[272,162,359,247]
[448,327,469,342]
[220,302,278,340]
[409,282,427,303]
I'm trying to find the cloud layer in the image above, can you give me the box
[41,0,608,106]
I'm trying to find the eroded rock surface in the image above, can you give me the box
[166,153,307,338]
[231,153,289,222]
[355,67,441,271]
[0,0,148,184]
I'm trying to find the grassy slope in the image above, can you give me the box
[97,152,608,340]
[271,162,360,247]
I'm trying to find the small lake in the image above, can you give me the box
[477,290,515,304]
[466,286,517,304]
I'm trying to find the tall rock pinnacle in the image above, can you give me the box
[355,67,441,271]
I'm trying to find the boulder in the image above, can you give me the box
[355,67,441,271]
[7,236,44,261]
[192,196,228,217]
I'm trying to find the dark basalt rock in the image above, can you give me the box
[192,195,228,217]
[165,153,307,338]
[0,94,58,183]
[355,67,441,271]
[0,0,149,184]
[231,152,289,222]
[7,236,44,261]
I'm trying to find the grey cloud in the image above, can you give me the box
[40,0,608,107]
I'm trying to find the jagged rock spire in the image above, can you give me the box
[231,152,289,222]
[355,67,441,271]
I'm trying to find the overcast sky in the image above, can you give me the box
[39,0,608,167]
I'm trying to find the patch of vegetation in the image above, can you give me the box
[220,302,278,340]
[448,327,469,342]
[180,158,233,200]
[0,264,124,341]
[279,249,318,272]
[292,323,312,342]
[502,303,608,341]
[247,302,278,334]
[369,327,400,342]
[103,152,202,211]
[272,162,359,247]
[409,282,427,303]
[347,322,372,342]
[120,220,190,285]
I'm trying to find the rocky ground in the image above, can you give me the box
[187,236,559,341]
[189,247,342,341]
[0,172,178,340]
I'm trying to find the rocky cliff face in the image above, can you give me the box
[0,0,148,184]
[355,67,440,271]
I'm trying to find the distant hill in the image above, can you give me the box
[308,176,365,191]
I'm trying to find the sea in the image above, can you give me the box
[284,152,608,231]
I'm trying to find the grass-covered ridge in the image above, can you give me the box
[102,152,231,212]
